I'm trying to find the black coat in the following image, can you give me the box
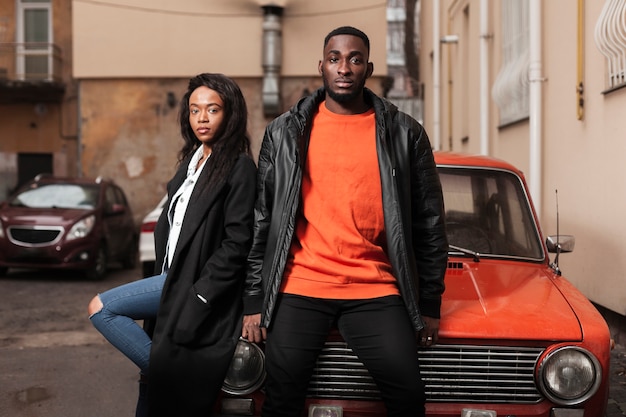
[147,154,256,416]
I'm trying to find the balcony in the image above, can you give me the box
[0,42,66,104]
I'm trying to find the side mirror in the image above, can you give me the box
[107,203,127,215]
[546,235,575,253]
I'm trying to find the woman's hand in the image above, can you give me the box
[242,313,266,343]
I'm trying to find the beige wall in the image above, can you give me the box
[420,0,626,315]
[72,0,388,78]
[78,74,386,224]
[541,0,626,314]
[74,0,389,222]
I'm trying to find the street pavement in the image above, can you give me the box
[609,342,626,416]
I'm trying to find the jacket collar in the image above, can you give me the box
[291,87,398,120]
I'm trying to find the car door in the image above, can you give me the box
[101,184,132,259]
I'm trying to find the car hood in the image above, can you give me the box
[439,259,582,341]
[0,206,92,226]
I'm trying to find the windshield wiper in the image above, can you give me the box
[449,244,481,262]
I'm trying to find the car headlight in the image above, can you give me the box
[67,215,95,241]
[537,346,601,405]
[222,338,265,395]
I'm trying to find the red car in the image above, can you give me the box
[216,152,611,417]
[0,174,138,280]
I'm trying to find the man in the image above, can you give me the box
[242,26,448,416]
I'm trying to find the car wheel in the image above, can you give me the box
[121,235,138,270]
[86,246,108,280]
[142,261,156,278]
[0,267,7,277]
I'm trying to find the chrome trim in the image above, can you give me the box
[537,346,602,406]
[308,342,544,404]
[7,225,64,247]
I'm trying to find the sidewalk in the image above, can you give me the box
[608,342,626,416]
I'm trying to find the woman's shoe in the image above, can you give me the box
[135,373,148,417]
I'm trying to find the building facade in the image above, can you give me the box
[0,0,77,200]
[419,0,626,317]
[71,0,389,222]
[1,0,390,221]
[6,0,622,323]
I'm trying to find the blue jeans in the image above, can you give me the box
[89,273,166,373]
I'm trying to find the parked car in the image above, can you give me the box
[139,195,166,277]
[215,152,611,417]
[0,174,138,280]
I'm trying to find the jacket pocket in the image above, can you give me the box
[171,288,214,346]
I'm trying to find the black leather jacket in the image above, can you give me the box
[243,87,448,331]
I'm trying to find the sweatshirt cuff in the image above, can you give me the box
[243,295,263,316]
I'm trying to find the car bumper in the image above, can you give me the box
[139,232,155,263]
[216,398,599,417]
[0,238,99,271]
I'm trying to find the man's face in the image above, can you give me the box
[319,34,373,106]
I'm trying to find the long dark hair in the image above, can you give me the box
[178,73,251,189]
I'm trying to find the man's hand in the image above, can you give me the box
[242,313,266,343]
[418,316,440,347]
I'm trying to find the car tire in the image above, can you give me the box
[0,267,7,277]
[121,235,138,270]
[142,261,156,278]
[86,246,108,280]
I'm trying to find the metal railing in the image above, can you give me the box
[0,42,63,83]
[594,0,626,90]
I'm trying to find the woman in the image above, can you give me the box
[88,73,257,417]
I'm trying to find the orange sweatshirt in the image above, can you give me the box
[281,102,399,299]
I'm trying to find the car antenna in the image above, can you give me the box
[549,189,562,276]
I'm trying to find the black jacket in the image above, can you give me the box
[243,88,447,331]
[148,154,256,417]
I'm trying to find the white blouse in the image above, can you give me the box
[163,147,209,272]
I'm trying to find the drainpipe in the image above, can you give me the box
[261,5,283,118]
[479,0,489,155]
[576,0,584,121]
[77,82,83,177]
[528,0,543,213]
[432,0,441,150]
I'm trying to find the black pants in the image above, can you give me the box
[262,294,426,417]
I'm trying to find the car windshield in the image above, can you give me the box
[439,166,544,260]
[9,184,99,209]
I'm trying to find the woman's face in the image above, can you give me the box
[188,86,225,146]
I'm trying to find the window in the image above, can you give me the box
[491,0,530,126]
[16,0,52,81]
[594,0,626,90]
[440,166,543,260]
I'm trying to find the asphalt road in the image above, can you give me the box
[1,265,625,417]
[0,266,139,417]
[608,343,626,416]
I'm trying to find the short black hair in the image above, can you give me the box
[324,26,370,53]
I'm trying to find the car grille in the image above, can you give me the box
[8,226,64,246]
[308,342,544,404]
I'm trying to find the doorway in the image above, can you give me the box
[18,153,53,188]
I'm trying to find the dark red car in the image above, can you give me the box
[0,174,138,279]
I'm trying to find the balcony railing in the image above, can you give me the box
[0,42,65,102]
[0,42,63,82]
